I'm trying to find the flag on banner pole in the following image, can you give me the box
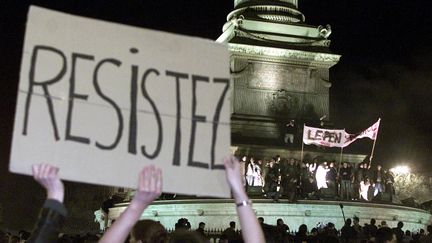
[343,118,381,147]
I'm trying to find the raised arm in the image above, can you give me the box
[224,156,265,243]
[32,164,64,202]
[28,164,67,243]
[99,165,162,243]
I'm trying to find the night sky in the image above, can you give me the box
[1,0,432,190]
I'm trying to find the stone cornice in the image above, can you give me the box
[228,43,341,67]
[234,29,331,47]
[240,19,320,39]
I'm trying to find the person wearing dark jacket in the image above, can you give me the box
[341,218,357,242]
[392,221,404,243]
[275,218,289,243]
[373,164,386,197]
[294,224,309,243]
[264,160,281,201]
[327,162,338,197]
[28,164,67,243]
[363,218,378,239]
[339,163,353,200]
[385,171,395,202]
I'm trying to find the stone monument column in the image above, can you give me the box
[218,0,340,148]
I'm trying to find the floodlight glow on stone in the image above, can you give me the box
[390,165,410,175]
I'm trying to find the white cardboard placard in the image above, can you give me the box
[10,6,231,198]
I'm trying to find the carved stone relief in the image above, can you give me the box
[231,58,330,120]
[247,62,309,92]
[267,89,300,118]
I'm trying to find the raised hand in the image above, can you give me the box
[133,165,162,205]
[99,165,163,243]
[32,164,64,203]
[223,156,244,196]
[224,156,265,243]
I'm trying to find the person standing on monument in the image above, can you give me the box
[373,164,385,197]
[261,160,270,188]
[256,159,265,187]
[264,160,281,202]
[284,119,296,145]
[327,162,338,197]
[315,163,330,190]
[282,158,298,202]
[246,157,262,186]
[339,162,353,200]
[359,177,371,201]
[273,155,282,176]
[354,163,365,200]
[385,170,395,202]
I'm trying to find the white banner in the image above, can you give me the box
[10,6,232,197]
[343,119,381,147]
[303,125,346,148]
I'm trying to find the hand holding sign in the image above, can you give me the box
[11,6,231,197]
[223,156,244,196]
[224,156,266,243]
[32,164,64,203]
[133,165,162,205]
[100,164,163,243]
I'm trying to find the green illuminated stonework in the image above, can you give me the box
[110,200,432,231]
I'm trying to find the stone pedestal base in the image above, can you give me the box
[109,199,431,231]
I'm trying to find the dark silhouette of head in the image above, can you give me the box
[353,216,360,224]
[345,218,352,226]
[298,224,308,235]
[198,222,205,229]
[397,221,403,229]
[258,217,264,224]
[131,220,167,243]
[277,218,284,225]
[376,227,395,243]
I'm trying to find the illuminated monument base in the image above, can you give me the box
[109,199,431,231]
[108,0,432,233]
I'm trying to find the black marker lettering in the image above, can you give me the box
[188,75,210,169]
[128,65,139,154]
[140,69,163,159]
[65,53,94,144]
[93,58,123,150]
[23,45,67,140]
[128,48,140,154]
[211,78,230,170]
[166,70,189,166]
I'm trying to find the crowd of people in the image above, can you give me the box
[254,217,432,243]
[1,156,430,243]
[240,155,396,203]
[5,215,432,243]
[0,157,265,243]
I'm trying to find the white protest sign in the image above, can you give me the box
[10,6,232,198]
